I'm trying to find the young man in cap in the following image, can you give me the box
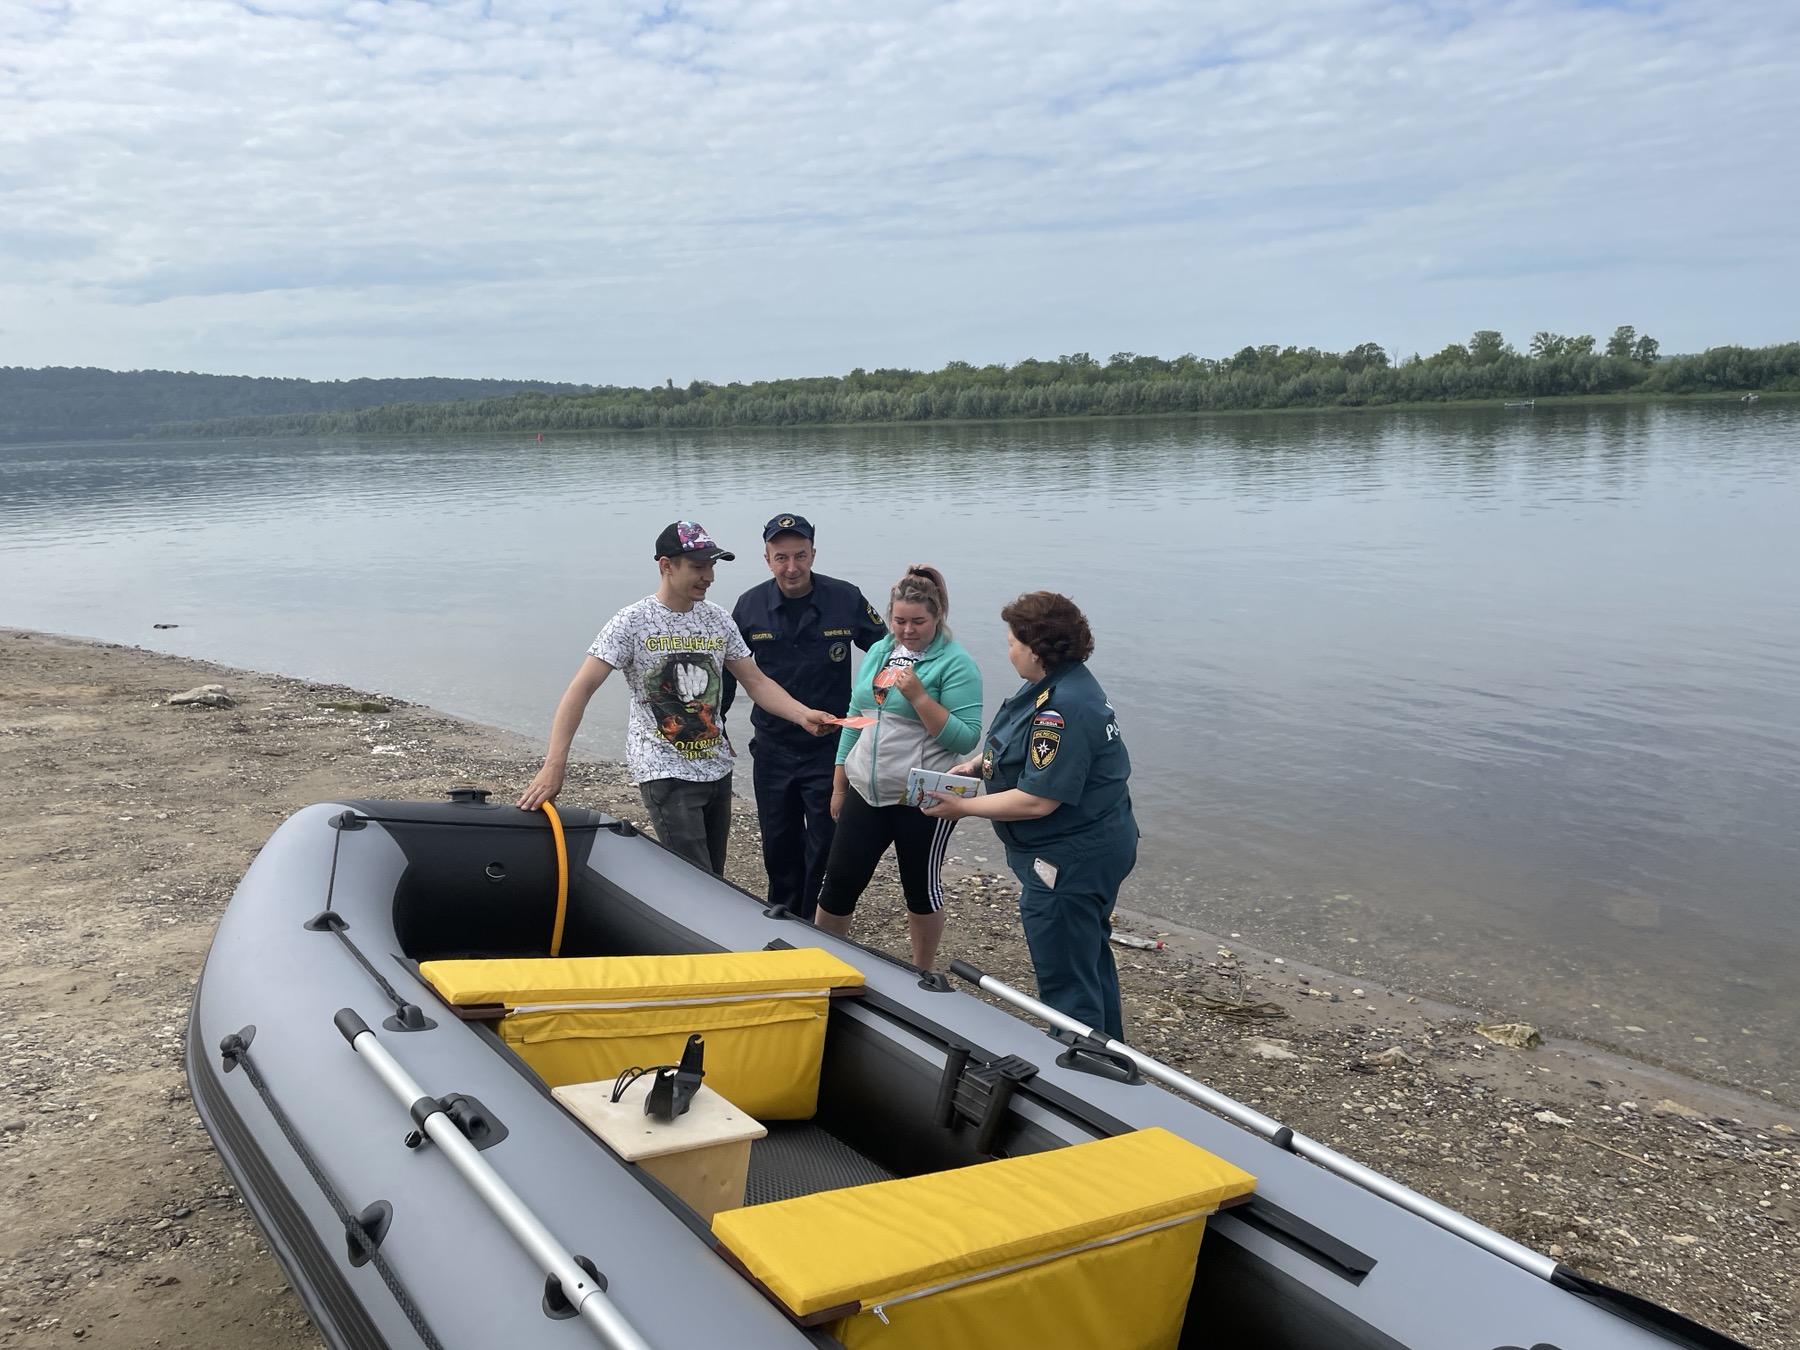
[518,520,837,876]
[724,515,886,918]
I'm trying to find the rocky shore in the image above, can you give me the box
[1,629,1794,1348]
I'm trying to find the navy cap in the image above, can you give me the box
[654,520,735,562]
[762,514,815,543]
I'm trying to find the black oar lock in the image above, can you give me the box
[644,1034,705,1122]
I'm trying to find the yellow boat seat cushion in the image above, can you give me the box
[713,1127,1256,1350]
[420,950,864,1120]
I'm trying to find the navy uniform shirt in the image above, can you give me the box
[723,573,886,756]
[982,661,1135,859]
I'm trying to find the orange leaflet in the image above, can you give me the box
[829,715,878,728]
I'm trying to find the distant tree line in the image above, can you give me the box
[0,367,591,443]
[10,333,1797,443]
[151,332,1799,439]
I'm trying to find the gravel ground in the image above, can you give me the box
[2,629,1794,1348]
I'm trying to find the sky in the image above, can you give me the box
[2,0,1796,385]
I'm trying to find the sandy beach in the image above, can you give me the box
[1,628,1794,1348]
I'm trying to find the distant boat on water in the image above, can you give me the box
[1741,392,1759,403]
[1504,399,1535,409]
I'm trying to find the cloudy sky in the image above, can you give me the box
[2,0,1795,384]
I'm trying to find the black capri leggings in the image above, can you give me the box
[816,788,957,917]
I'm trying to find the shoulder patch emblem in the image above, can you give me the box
[1034,689,1050,708]
[866,601,884,626]
[1029,727,1061,770]
[1032,709,1063,729]
[828,641,848,662]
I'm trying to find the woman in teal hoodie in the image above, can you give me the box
[814,565,984,969]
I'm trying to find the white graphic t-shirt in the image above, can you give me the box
[591,597,752,784]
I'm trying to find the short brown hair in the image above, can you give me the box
[1001,591,1093,669]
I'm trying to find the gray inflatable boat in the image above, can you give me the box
[186,794,1749,1350]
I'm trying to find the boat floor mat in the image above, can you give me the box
[745,1122,895,1205]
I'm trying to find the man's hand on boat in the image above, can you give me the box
[517,764,565,811]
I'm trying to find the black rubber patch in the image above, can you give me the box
[382,1003,436,1033]
[1551,1266,1755,1350]
[415,1093,509,1151]
[218,1024,255,1072]
[344,1200,392,1267]
[1229,1198,1376,1284]
[542,1254,606,1319]
[1053,1029,1143,1085]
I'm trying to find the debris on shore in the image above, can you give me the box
[167,683,234,707]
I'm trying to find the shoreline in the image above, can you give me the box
[131,388,1795,444]
[1,629,1794,1347]
[0,387,1775,450]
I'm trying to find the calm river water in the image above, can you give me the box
[4,404,1797,1100]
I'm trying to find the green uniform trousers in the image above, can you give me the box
[1007,834,1137,1042]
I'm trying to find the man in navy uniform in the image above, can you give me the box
[725,515,886,918]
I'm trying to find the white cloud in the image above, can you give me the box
[1,0,1795,380]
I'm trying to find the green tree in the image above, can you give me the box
[1469,330,1510,364]
[1530,331,1567,358]
[1606,325,1638,359]
[1341,342,1390,374]
[1631,335,1660,363]
[1566,335,1596,357]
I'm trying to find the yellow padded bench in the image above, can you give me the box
[712,1127,1256,1350]
[420,949,865,1120]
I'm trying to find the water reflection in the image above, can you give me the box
[4,402,1797,1096]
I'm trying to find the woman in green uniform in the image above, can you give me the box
[922,591,1137,1039]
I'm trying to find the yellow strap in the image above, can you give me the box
[541,801,569,957]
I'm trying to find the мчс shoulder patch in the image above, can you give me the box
[1029,727,1061,770]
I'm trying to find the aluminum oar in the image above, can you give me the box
[336,1008,656,1350]
[945,959,1559,1282]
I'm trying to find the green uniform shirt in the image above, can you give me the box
[982,661,1135,859]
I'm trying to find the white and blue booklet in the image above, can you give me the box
[902,768,982,808]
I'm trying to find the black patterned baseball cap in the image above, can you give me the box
[654,521,736,562]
